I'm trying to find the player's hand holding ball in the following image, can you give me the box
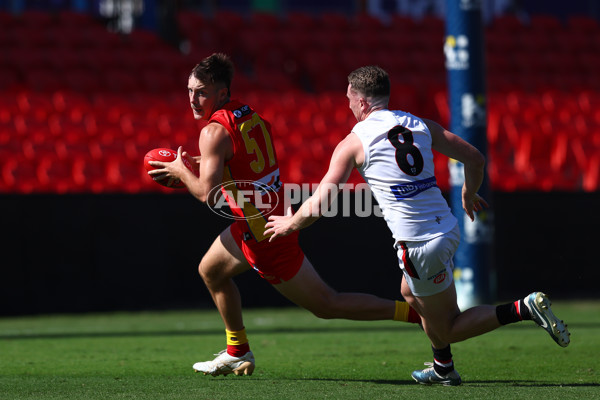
[144,147,198,189]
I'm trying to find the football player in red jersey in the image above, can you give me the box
[147,53,420,376]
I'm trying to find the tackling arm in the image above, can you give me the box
[265,133,363,241]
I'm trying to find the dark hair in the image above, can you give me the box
[190,53,234,96]
[347,66,390,99]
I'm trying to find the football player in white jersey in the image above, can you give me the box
[265,65,570,386]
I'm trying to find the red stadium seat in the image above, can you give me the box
[253,68,298,92]
[6,46,47,72]
[577,90,600,115]
[310,28,345,52]
[57,10,95,27]
[0,11,16,31]
[487,158,518,192]
[127,29,164,48]
[278,28,312,56]
[72,155,108,193]
[3,5,595,193]
[25,68,66,92]
[103,69,141,93]
[485,30,520,54]
[529,14,563,32]
[490,14,526,33]
[46,47,89,71]
[353,13,384,31]
[105,157,145,193]
[1,156,39,194]
[554,31,591,56]
[567,15,600,35]
[582,152,600,192]
[389,14,417,32]
[176,11,205,38]
[433,151,450,192]
[518,31,554,54]
[504,91,545,121]
[140,69,179,93]
[63,68,104,93]
[319,12,350,32]
[419,15,444,34]
[497,115,537,162]
[0,66,22,92]
[249,11,281,31]
[36,155,75,193]
[512,122,575,189]
[19,10,56,28]
[51,91,92,115]
[286,12,317,30]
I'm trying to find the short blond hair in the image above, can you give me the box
[348,66,390,98]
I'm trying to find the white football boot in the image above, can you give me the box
[193,350,255,376]
[524,292,570,347]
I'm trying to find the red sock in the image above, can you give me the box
[226,328,250,357]
[408,307,421,324]
[227,342,250,357]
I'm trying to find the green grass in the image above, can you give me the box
[0,302,598,400]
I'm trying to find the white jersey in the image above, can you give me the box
[353,109,457,242]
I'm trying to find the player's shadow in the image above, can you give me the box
[279,377,415,386]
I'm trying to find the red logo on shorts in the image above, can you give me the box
[433,272,446,284]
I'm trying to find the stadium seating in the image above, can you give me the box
[0,9,599,194]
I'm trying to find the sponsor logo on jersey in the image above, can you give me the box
[390,176,437,200]
[233,104,252,119]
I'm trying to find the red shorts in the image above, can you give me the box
[230,222,305,284]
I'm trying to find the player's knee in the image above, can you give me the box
[198,260,219,284]
[309,295,344,319]
[298,293,338,319]
[309,304,337,319]
[401,285,414,302]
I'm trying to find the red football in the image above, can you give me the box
[143,148,196,189]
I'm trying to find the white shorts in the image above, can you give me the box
[395,224,460,297]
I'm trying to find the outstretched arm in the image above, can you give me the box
[264,133,363,241]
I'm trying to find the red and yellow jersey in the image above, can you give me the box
[209,100,284,242]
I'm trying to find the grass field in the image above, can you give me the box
[1,302,598,400]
